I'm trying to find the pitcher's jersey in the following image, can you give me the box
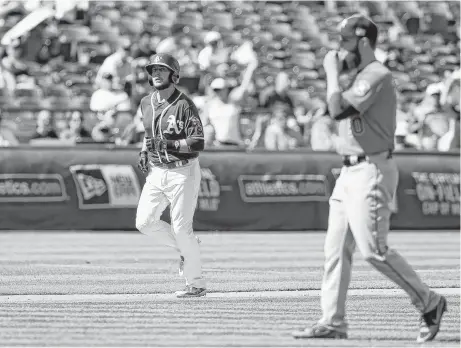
[140,88,204,164]
[336,61,396,155]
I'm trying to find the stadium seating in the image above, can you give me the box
[1,0,459,144]
[77,1,457,102]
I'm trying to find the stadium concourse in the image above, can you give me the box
[0,231,459,346]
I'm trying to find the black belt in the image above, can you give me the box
[154,159,189,169]
[343,150,393,167]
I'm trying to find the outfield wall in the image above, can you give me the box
[0,146,459,231]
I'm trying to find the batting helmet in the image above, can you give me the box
[145,53,180,77]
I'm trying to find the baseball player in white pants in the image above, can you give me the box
[135,53,206,298]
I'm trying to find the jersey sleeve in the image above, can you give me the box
[139,96,148,119]
[342,65,388,114]
[184,104,204,140]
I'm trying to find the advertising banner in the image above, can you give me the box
[0,147,142,230]
[0,173,67,202]
[194,151,341,231]
[0,147,458,231]
[70,164,141,209]
[392,152,460,229]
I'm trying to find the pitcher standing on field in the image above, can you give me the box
[292,14,447,342]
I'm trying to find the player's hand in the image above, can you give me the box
[145,137,155,152]
[323,50,341,76]
[138,151,149,173]
[154,136,167,152]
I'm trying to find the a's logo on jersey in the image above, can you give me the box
[354,80,371,97]
[164,114,184,135]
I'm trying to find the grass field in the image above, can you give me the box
[0,231,459,347]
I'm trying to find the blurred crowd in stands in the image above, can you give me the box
[0,0,459,152]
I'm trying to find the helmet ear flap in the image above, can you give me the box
[171,73,179,84]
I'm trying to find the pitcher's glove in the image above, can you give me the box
[153,136,167,152]
[138,151,149,173]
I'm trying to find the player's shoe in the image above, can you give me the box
[178,256,185,276]
[417,296,447,343]
[292,324,348,339]
[175,286,207,298]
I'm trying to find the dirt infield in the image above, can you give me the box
[0,231,459,347]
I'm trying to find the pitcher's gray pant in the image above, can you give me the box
[319,153,440,331]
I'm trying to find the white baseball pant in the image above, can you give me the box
[135,158,205,289]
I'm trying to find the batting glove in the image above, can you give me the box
[145,137,155,152]
[138,151,149,173]
[154,136,167,152]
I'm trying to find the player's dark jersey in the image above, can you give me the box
[140,88,204,164]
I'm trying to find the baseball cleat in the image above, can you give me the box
[178,256,184,276]
[175,286,207,298]
[292,324,348,339]
[417,296,447,343]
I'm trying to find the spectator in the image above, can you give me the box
[296,100,337,151]
[204,58,258,147]
[248,113,271,150]
[310,112,337,151]
[131,30,156,59]
[405,83,449,150]
[394,96,415,150]
[91,109,117,143]
[116,106,144,146]
[30,110,58,140]
[264,105,304,151]
[259,71,294,115]
[60,111,92,143]
[35,19,62,65]
[198,31,227,71]
[0,58,16,95]
[0,111,18,146]
[192,93,215,148]
[94,41,134,89]
[438,70,460,151]
[175,35,199,76]
[2,40,29,81]
[156,23,185,55]
[90,73,131,115]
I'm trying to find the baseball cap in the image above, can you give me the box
[425,83,443,96]
[339,14,378,46]
[204,31,221,45]
[210,78,227,90]
[101,72,114,80]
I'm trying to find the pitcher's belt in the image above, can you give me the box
[154,159,189,169]
[343,150,393,167]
